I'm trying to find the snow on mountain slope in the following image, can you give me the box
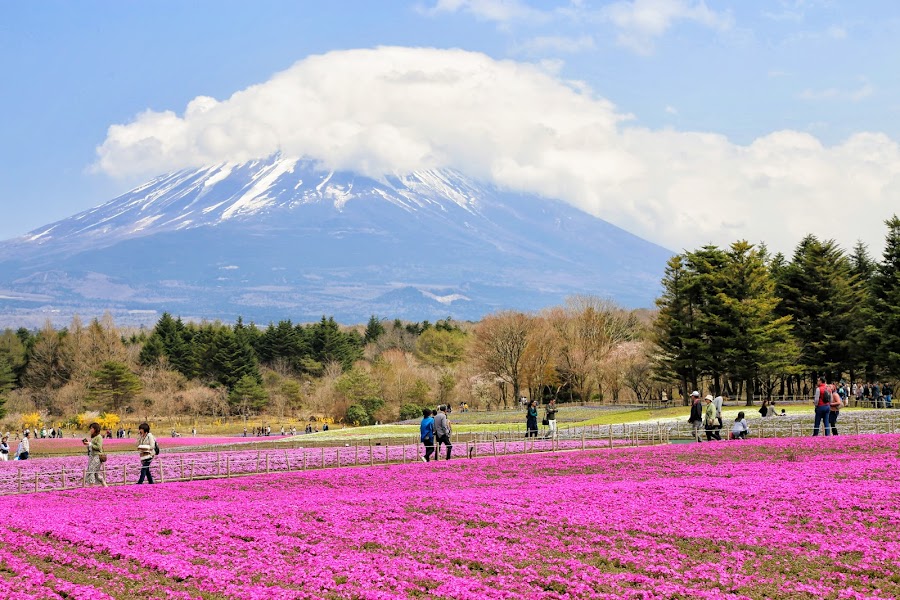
[0,155,671,325]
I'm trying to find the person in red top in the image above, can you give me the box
[812,377,831,436]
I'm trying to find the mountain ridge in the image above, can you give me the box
[0,156,671,326]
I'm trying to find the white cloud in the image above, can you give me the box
[419,0,548,24]
[94,47,900,255]
[514,34,595,54]
[601,0,733,53]
[799,79,874,102]
[665,105,678,115]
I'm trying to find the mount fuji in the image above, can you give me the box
[0,155,671,326]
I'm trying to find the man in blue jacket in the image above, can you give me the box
[420,407,435,462]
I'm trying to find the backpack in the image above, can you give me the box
[154,440,160,456]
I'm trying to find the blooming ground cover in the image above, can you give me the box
[1,435,899,599]
[0,438,622,493]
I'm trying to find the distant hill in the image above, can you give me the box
[0,155,671,326]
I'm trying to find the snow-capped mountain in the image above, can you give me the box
[0,155,671,326]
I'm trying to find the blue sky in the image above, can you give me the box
[2,1,899,253]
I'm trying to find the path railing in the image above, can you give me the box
[0,427,668,496]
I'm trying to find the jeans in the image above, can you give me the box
[526,420,538,438]
[436,434,452,460]
[423,438,435,462]
[813,405,831,436]
[828,410,839,436]
[886,395,893,409]
[137,458,154,484]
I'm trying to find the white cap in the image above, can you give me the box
[691,391,700,397]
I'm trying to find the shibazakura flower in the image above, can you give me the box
[0,435,898,599]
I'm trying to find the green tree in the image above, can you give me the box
[872,215,900,377]
[399,403,424,420]
[88,361,143,412]
[653,255,703,400]
[775,236,863,383]
[345,404,369,426]
[364,315,385,344]
[335,368,384,424]
[717,241,795,404]
[415,328,466,366]
[228,374,269,418]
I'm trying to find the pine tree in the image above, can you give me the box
[718,241,795,404]
[88,361,143,412]
[774,236,862,382]
[228,374,268,418]
[872,215,900,377]
[364,315,385,343]
[653,255,703,399]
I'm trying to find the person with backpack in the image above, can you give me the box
[812,377,831,436]
[14,430,29,460]
[136,422,158,484]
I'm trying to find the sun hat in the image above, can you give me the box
[704,395,714,401]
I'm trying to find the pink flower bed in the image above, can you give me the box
[1,435,898,599]
[0,438,616,492]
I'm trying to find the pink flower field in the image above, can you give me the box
[2,435,899,599]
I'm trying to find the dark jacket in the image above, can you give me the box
[689,401,703,424]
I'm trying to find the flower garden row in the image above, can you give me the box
[0,436,649,494]
[0,434,898,599]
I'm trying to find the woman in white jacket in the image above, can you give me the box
[136,422,156,484]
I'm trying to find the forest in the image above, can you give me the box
[0,216,898,430]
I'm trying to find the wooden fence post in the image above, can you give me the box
[159,457,165,483]
[609,426,613,449]
[266,454,270,474]
[226,456,230,478]
[34,472,39,493]
[321,447,325,468]
[17,469,22,493]
[581,431,585,451]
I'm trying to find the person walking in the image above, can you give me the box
[434,405,453,460]
[420,408,435,462]
[828,385,843,436]
[0,435,9,461]
[525,400,539,438]
[688,391,703,442]
[15,430,30,460]
[83,423,107,486]
[812,377,831,436]
[136,423,156,484]
[713,394,725,439]
[703,395,720,441]
[544,398,559,440]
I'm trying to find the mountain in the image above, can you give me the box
[0,155,671,326]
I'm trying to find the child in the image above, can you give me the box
[731,411,749,440]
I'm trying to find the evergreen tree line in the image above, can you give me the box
[653,216,900,403]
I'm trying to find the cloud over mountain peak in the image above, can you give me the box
[94,46,900,255]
